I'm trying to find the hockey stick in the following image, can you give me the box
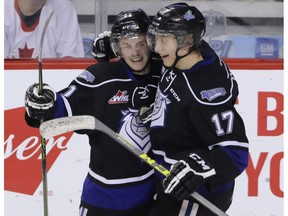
[38,11,54,216]
[39,115,229,216]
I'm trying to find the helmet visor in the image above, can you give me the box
[111,33,149,57]
[147,26,190,52]
[111,32,145,56]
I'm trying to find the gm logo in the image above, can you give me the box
[255,38,279,58]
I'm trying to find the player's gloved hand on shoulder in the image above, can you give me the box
[162,152,216,200]
[25,83,57,120]
[139,103,154,128]
[92,31,117,62]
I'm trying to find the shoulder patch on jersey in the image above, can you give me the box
[200,87,227,101]
[77,70,95,83]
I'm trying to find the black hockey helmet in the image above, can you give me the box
[147,3,206,51]
[110,9,151,56]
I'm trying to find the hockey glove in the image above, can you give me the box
[139,103,154,128]
[91,31,117,62]
[25,83,57,120]
[163,152,216,200]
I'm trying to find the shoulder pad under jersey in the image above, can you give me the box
[185,59,238,106]
[75,62,128,86]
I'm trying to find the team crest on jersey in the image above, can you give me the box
[200,87,227,101]
[134,86,149,100]
[151,87,171,128]
[77,70,95,83]
[118,108,151,153]
[108,90,129,104]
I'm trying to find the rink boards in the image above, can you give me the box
[4,58,283,216]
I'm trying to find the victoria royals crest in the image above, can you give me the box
[118,108,151,153]
[131,85,157,107]
[151,87,171,128]
[200,87,226,101]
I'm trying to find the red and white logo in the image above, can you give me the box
[4,107,73,195]
[108,90,129,104]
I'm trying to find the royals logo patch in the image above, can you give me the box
[200,87,227,101]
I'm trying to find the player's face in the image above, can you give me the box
[119,35,150,74]
[154,33,178,68]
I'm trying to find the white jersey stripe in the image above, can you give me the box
[88,168,154,185]
[152,141,248,166]
[75,78,132,88]
[183,72,234,106]
[178,200,199,216]
[61,95,73,116]
[152,149,178,165]
[179,200,189,216]
[79,207,88,216]
[209,140,249,150]
[190,203,199,216]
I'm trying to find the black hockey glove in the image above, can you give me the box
[25,83,57,120]
[162,152,216,200]
[139,103,154,128]
[91,31,117,62]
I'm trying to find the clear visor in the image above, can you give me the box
[146,26,192,52]
[110,33,146,56]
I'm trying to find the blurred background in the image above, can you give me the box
[72,0,283,58]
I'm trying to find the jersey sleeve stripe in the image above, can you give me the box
[61,94,73,116]
[88,168,154,185]
[74,78,132,88]
[152,149,178,165]
[183,73,235,106]
[208,140,249,150]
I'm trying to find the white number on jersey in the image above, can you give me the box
[211,110,234,136]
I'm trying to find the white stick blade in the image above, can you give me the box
[39,115,96,138]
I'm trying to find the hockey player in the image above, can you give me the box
[24,9,162,216]
[5,0,84,58]
[144,3,249,216]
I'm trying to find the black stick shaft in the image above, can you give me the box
[38,11,54,216]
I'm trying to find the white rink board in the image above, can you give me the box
[4,68,283,216]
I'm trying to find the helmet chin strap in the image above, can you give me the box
[164,46,196,71]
